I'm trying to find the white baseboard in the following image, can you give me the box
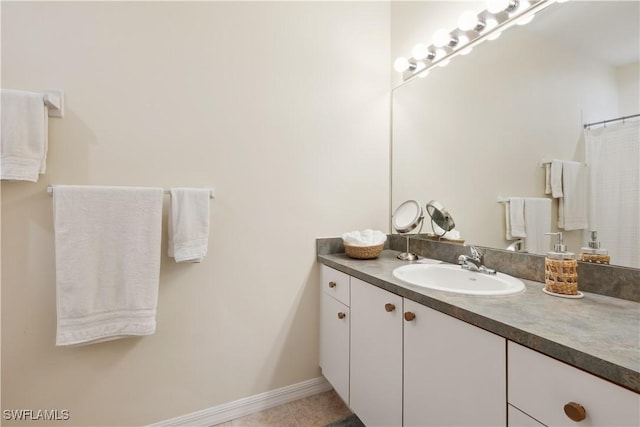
[148,376,332,427]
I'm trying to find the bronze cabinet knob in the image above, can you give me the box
[337,312,346,320]
[385,303,396,312]
[404,312,416,321]
[563,402,586,422]
[328,281,337,288]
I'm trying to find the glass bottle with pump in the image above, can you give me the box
[544,232,579,295]
[580,231,610,264]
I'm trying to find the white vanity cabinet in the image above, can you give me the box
[508,341,640,427]
[320,265,508,426]
[319,265,350,404]
[350,277,403,427]
[320,263,640,427]
[403,298,506,427]
[508,404,545,427]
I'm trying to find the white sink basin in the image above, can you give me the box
[393,263,525,296]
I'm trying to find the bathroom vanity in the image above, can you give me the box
[318,249,640,427]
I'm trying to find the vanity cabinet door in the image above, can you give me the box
[403,299,507,427]
[508,341,640,427]
[319,290,350,404]
[508,404,546,426]
[350,277,403,427]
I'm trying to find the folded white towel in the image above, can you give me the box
[1,89,48,182]
[558,161,588,230]
[431,224,462,240]
[168,188,211,263]
[544,163,552,194]
[508,198,527,238]
[342,229,386,246]
[523,198,551,254]
[53,185,164,346]
[550,160,563,198]
[504,203,513,240]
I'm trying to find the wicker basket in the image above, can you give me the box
[580,253,610,264]
[544,258,579,295]
[344,243,384,260]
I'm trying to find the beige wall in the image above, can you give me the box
[1,2,390,426]
[617,62,640,116]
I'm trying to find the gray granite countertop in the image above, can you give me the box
[318,250,640,393]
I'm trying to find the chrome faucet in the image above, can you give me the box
[458,245,496,275]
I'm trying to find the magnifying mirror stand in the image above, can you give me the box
[392,199,424,261]
[397,234,419,261]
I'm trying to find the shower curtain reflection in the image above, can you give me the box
[585,120,640,268]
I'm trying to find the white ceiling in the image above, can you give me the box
[528,0,640,67]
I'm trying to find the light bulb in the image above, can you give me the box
[516,14,535,25]
[458,10,479,31]
[434,48,447,61]
[412,43,430,60]
[413,62,426,73]
[418,69,430,78]
[484,17,501,40]
[456,34,472,55]
[487,0,510,14]
[457,34,469,46]
[432,29,451,47]
[437,59,450,68]
[518,0,531,11]
[485,17,499,31]
[394,57,411,72]
[460,46,473,55]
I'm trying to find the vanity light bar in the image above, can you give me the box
[397,0,558,83]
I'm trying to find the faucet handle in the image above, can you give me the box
[468,245,483,260]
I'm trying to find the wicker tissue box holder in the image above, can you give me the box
[544,258,579,295]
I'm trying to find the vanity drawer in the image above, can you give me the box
[508,404,545,427]
[320,265,350,306]
[508,341,640,426]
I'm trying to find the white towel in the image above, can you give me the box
[523,198,551,254]
[504,202,513,240]
[431,224,462,240]
[342,229,387,246]
[550,159,563,198]
[1,89,48,182]
[544,163,552,194]
[558,161,588,230]
[53,185,164,346]
[168,188,211,263]
[507,198,526,239]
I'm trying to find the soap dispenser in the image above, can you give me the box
[580,231,610,264]
[544,232,579,295]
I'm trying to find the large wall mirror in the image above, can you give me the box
[392,0,639,268]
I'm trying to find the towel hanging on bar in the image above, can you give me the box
[1,89,49,182]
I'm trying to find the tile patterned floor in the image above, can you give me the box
[212,390,352,427]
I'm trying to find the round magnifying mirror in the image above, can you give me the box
[426,200,455,235]
[392,200,424,261]
[392,200,423,233]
